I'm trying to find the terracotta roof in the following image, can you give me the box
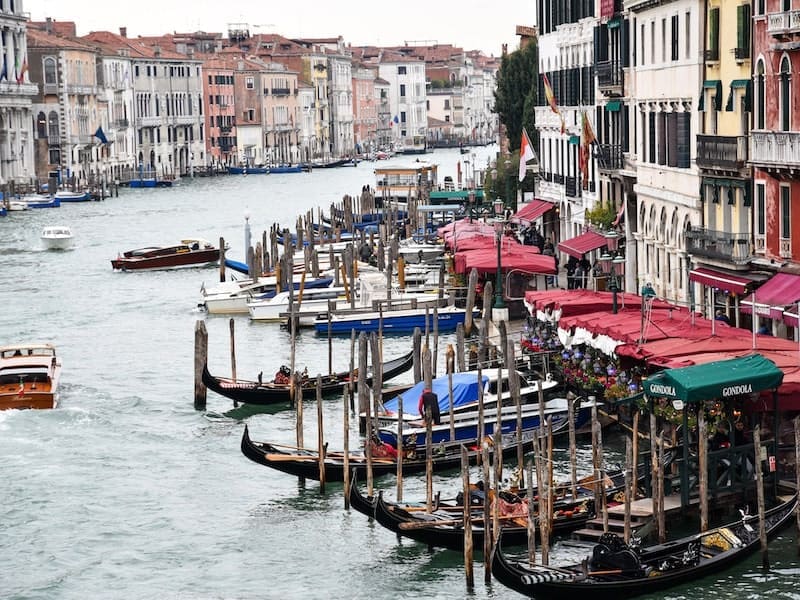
[27,27,97,51]
[81,30,195,61]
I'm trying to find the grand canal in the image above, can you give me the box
[1,147,798,600]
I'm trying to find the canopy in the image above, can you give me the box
[557,230,609,259]
[511,199,555,224]
[643,353,783,403]
[740,272,800,319]
[381,373,488,416]
[689,267,755,295]
[454,244,555,276]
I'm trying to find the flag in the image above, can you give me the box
[94,126,109,144]
[579,111,597,190]
[16,57,27,84]
[542,73,565,134]
[393,115,399,124]
[17,382,24,399]
[518,127,537,182]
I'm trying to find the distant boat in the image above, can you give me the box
[41,226,74,250]
[112,237,221,271]
[269,164,304,174]
[314,304,472,335]
[228,165,269,175]
[309,158,358,169]
[54,190,91,202]
[127,178,172,188]
[21,195,60,209]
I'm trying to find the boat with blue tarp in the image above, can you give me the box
[314,304,472,335]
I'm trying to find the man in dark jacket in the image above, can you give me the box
[418,387,441,425]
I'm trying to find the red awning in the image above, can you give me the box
[454,244,555,276]
[557,230,609,259]
[512,199,555,224]
[783,304,799,327]
[741,272,800,319]
[689,267,754,295]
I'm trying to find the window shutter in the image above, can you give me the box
[710,8,720,54]
[622,19,631,67]
[657,112,667,165]
[677,112,691,168]
[667,113,678,167]
[648,112,656,163]
[622,104,630,152]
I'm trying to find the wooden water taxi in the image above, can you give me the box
[0,343,62,410]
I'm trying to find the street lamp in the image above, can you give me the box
[505,158,515,212]
[599,230,626,314]
[493,198,506,309]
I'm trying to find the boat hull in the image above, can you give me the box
[54,191,91,202]
[314,307,470,335]
[227,166,269,175]
[112,248,220,271]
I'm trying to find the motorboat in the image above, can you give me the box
[8,200,28,211]
[22,194,60,208]
[228,165,269,175]
[397,242,445,264]
[112,238,221,271]
[54,190,91,202]
[248,286,346,322]
[0,343,62,410]
[41,226,74,250]
[314,304,472,335]
[201,275,333,314]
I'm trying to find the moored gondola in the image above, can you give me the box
[491,494,798,600]
[203,350,413,405]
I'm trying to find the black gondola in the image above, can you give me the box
[241,424,539,482]
[491,494,797,600]
[203,350,413,406]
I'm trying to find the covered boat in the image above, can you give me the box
[0,343,62,410]
[203,350,413,405]
[314,304,473,335]
[41,225,74,250]
[491,494,798,600]
[111,238,221,271]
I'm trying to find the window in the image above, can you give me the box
[400,84,406,98]
[736,4,751,58]
[641,23,646,65]
[671,15,679,60]
[780,56,791,131]
[756,183,766,235]
[709,8,720,59]
[685,12,691,58]
[781,186,791,239]
[44,56,57,84]
[246,77,254,90]
[662,18,667,62]
[400,111,406,123]
[650,21,655,64]
[756,60,766,129]
[398,66,406,75]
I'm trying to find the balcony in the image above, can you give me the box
[704,49,719,62]
[67,84,97,95]
[696,135,748,170]
[749,131,800,172]
[220,125,232,133]
[43,83,58,95]
[597,144,624,171]
[136,116,161,127]
[114,118,129,129]
[685,227,752,264]
[767,9,800,36]
[596,61,623,94]
[271,87,291,96]
[734,47,750,60]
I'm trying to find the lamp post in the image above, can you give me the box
[505,157,515,212]
[493,198,506,309]
[599,231,626,314]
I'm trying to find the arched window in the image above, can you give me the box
[43,56,57,85]
[756,60,765,129]
[780,56,791,131]
[47,111,59,140]
[36,111,46,138]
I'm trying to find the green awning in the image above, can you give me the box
[607,16,622,28]
[730,79,750,88]
[703,79,722,88]
[698,80,722,112]
[605,100,622,112]
[568,135,580,145]
[643,354,783,403]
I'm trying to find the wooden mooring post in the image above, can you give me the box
[316,376,326,493]
[461,446,474,589]
[193,320,208,410]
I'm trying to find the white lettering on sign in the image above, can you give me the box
[649,384,676,397]
[722,384,752,397]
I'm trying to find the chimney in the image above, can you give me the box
[119,26,127,38]
[45,17,53,34]
[153,45,161,57]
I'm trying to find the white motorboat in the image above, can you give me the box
[8,200,28,211]
[41,226,74,250]
[248,286,348,322]
[201,274,334,314]
[397,242,445,264]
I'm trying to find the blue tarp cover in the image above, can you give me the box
[382,373,488,416]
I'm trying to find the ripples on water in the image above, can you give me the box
[2,147,798,599]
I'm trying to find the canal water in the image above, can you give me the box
[1,147,798,600]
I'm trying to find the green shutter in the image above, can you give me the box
[568,135,580,145]
[605,100,622,112]
[710,8,720,54]
[698,86,705,112]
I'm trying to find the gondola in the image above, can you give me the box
[203,350,413,405]
[491,494,797,600]
[240,424,537,482]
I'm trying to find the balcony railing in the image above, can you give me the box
[704,49,719,62]
[755,234,766,252]
[596,60,623,90]
[597,143,624,170]
[749,131,800,169]
[734,47,750,60]
[767,9,800,36]
[114,118,129,129]
[696,135,748,170]
[685,226,752,264]
[780,238,792,258]
[43,83,58,95]
[67,84,97,95]
[271,88,291,96]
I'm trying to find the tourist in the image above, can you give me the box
[715,310,730,325]
[273,365,291,385]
